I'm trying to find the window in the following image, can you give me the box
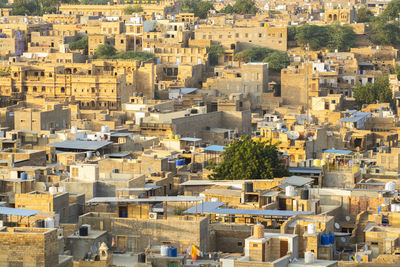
[61,87,65,93]
[237,242,243,246]
[33,86,37,92]
[252,243,258,247]
[42,86,45,92]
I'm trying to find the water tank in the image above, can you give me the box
[101,125,110,133]
[307,223,316,234]
[45,217,55,228]
[391,203,400,212]
[304,251,314,264]
[244,182,253,192]
[329,233,335,244]
[138,253,145,262]
[253,224,265,239]
[385,182,396,192]
[167,247,177,257]
[176,159,185,166]
[86,151,93,158]
[300,189,309,200]
[58,186,66,193]
[285,186,296,197]
[82,224,91,233]
[36,219,45,228]
[71,126,78,134]
[313,159,321,167]
[321,234,330,245]
[49,186,57,195]
[120,210,127,218]
[79,226,88,236]
[21,172,28,180]
[160,245,168,256]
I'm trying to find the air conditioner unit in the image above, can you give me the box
[149,212,157,220]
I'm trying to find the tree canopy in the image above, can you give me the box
[207,136,289,180]
[123,5,143,15]
[356,7,374,22]
[181,0,214,19]
[294,24,355,51]
[382,0,400,20]
[234,47,290,71]
[93,44,154,62]
[352,76,393,107]
[207,45,224,66]
[222,0,259,15]
[69,36,88,54]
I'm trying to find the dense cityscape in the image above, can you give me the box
[0,0,399,266]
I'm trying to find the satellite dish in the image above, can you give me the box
[96,151,100,156]
[90,245,97,254]
[287,131,300,140]
[346,216,351,222]
[334,223,340,229]
[341,237,346,242]
[364,244,368,251]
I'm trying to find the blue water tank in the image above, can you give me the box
[329,233,335,244]
[176,159,185,166]
[120,211,127,218]
[21,172,28,180]
[321,234,330,245]
[167,247,177,257]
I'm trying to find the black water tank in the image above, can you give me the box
[300,189,309,200]
[79,226,88,236]
[138,253,146,262]
[244,182,253,192]
[36,219,44,228]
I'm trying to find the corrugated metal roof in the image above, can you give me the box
[48,140,112,151]
[87,196,205,203]
[0,207,40,216]
[203,145,226,152]
[323,149,352,155]
[180,137,202,142]
[183,201,225,214]
[289,167,322,174]
[211,208,312,217]
[280,176,314,187]
[180,180,215,186]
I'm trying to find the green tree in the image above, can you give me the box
[112,51,154,62]
[182,0,213,19]
[262,51,290,71]
[69,36,88,54]
[326,24,355,51]
[207,45,224,66]
[93,44,116,59]
[222,0,258,15]
[382,0,400,20]
[294,24,355,51]
[13,0,38,15]
[208,136,288,180]
[287,26,297,42]
[353,76,393,107]
[356,7,374,22]
[295,24,328,50]
[123,5,142,15]
[370,22,400,46]
[234,47,289,71]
